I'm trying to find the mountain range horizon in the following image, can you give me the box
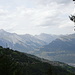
[0,29,75,67]
[0,29,75,36]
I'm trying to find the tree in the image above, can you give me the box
[0,54,23,75]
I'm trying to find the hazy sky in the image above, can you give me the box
[0,0,75,35]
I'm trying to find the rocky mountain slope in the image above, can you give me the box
[33,34,75,66]
[35,33,58,44]
[0,29,46,53]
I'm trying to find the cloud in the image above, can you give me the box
[0,0,74,35]
[51,0,71,4]
[32,0,71,5]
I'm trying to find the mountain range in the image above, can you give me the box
[0,29,57,53]
[33,34,75,66]
[0,29,75,67]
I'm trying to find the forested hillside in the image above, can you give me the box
[0,46,75,75]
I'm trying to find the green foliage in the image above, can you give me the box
[0,46,75,75]
[0,53,23,75]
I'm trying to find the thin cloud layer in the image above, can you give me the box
[0,0,74,35]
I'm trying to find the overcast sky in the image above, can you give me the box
[0,0,75,35]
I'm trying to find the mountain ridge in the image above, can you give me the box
[33,33,75,66]
[0,29,47,53]
[0,29,75,67]
[0,29,59,53]
[0,46,75,75]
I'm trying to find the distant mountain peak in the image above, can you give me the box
[0,29,12,35]
[0,29,6,32]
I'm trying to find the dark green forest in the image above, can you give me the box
[0,46,75,75]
